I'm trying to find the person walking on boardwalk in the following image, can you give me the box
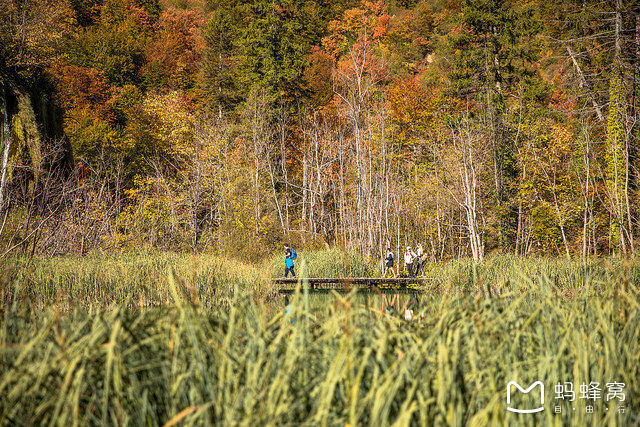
[415,243,424,276]
[384,248,396,277]
[284,244,296,278]
[404,246,417,277]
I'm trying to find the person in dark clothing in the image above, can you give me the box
[384,248,395,277]
[415,243,424,276]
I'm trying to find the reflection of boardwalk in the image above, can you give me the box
[273,277,429,294]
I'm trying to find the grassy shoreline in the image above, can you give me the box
[1,253,638,424]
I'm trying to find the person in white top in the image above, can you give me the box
[404,246,417,277]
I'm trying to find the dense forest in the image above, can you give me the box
[1,0,639,261]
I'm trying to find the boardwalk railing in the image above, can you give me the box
[273,277,429,294]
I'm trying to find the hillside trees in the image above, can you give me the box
[0,0,75,214]
[202,0,242,117]
[4,0,640,260]
[439,0,545,252]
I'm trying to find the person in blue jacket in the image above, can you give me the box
[284,244,296,278]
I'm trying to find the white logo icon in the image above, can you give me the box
[507,381,545,413]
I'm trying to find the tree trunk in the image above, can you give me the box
[582,125,590,259]
[0,90,12,213]
[565,44,604,122]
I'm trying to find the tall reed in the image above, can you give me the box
[0,253,638,425]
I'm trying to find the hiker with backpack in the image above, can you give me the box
[284,244,297,278]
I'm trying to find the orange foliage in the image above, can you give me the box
[128,5,155,29]
[305,47,335,106]
[386,77,440,145]
[142,7,205,91]
[53,65,110,112]
[322,1,390,59]
[386,78,431,123]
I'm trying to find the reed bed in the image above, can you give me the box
[0,253,638,425]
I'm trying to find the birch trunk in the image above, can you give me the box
[565,44,604,122]
[0,91,11,213]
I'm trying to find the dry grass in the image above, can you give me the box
[0,253,638,425]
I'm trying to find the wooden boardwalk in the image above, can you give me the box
[273,277,429,294]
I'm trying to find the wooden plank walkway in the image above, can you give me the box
[273,277,429,294]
